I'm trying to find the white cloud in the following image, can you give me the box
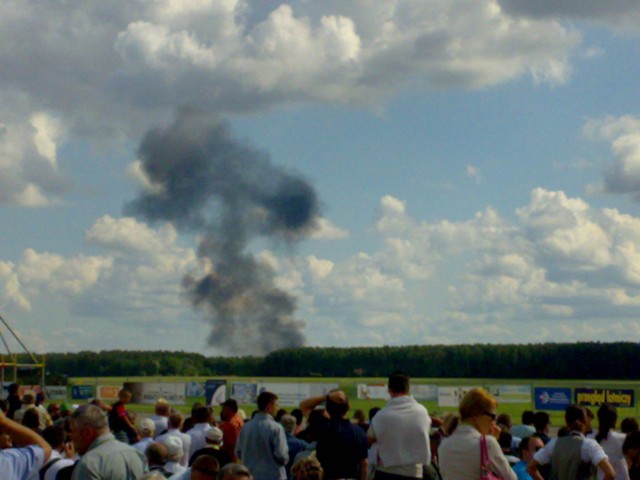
[306,255,334,281]
[375,195,412,235]
[269,189,640,345]
[466,164,482,183]
[17,249,113,296]
[584,115,640,200]
[0,104,69,206]
[30,112,63,167]
[0,1,584,207]
[84,215,179,258]
[0,261,31,311]
[126,160,165,194]
[582,46,605,59]
[7,188,640,349]
[0,217,198,342]
[517,188,612,269]
[310,217,349,240]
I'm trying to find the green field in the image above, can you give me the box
[67,376,640,428]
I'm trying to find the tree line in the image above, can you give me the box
[21,342,640,382]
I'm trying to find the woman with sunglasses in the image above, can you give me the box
[438,387,516,479]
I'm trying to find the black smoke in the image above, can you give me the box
[125,112,319,354]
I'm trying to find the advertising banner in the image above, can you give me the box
[44,386,68,400]
[71,385,95,400]
[437,386,479,407]
[357,384,389,400]
[19,385,42,396]
[205,380,227,406]
[357,383,437,401]
[97,385,121,401]
[0,384,43,399]
[257,382,339,407]
[123,382,186,405]
[186,381,206,398]
[575,388,634,408]
[489,385,532,404]
[534,387,571,411]
[230,383,258,405]
[412,385,438,401]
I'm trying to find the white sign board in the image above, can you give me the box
[124,382,187,406]
[257,382,339,407]
[44,386,68,400]
[230,383,258,405]
[437,386,480,407]
[412,384,438,401]
[357,384,389,400]
[488,385,531,404]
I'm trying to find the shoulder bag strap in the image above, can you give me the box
[40,457,62,480]
[480,435,490,465]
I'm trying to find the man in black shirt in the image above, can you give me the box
[300,390,368,480]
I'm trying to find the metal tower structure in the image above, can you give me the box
[0,313,45,387]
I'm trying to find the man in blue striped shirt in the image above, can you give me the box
[236,392,289,480]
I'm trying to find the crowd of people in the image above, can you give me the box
[1,374,640,480]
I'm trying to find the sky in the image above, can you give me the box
[2,0,640,355]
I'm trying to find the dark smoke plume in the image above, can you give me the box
[125,112,319,354]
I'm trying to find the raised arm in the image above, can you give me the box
[0,410,52,460]
[299,390,346,417]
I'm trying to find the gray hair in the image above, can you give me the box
[280,414,296,434]
[218,463,252,480]
[71,404,108,431]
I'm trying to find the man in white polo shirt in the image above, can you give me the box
[368,371,431,480]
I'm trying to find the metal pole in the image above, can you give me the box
[0,314,38,364]
[0,328,13,360]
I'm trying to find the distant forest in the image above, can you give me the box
[25,342,640,382]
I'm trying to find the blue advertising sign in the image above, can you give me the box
[534,387,571,411]
[71,385,94,400]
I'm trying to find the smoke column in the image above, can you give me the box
[125,112,319,354]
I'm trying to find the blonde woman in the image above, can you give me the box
[438,388,516,480]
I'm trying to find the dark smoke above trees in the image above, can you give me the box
[125,112,319,355]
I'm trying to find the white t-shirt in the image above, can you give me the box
[41,450,76,480]
[588,431,629,480]
[368,395,431,478]
[187,423,212,457]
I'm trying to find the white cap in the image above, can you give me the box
[205,426,224,444]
